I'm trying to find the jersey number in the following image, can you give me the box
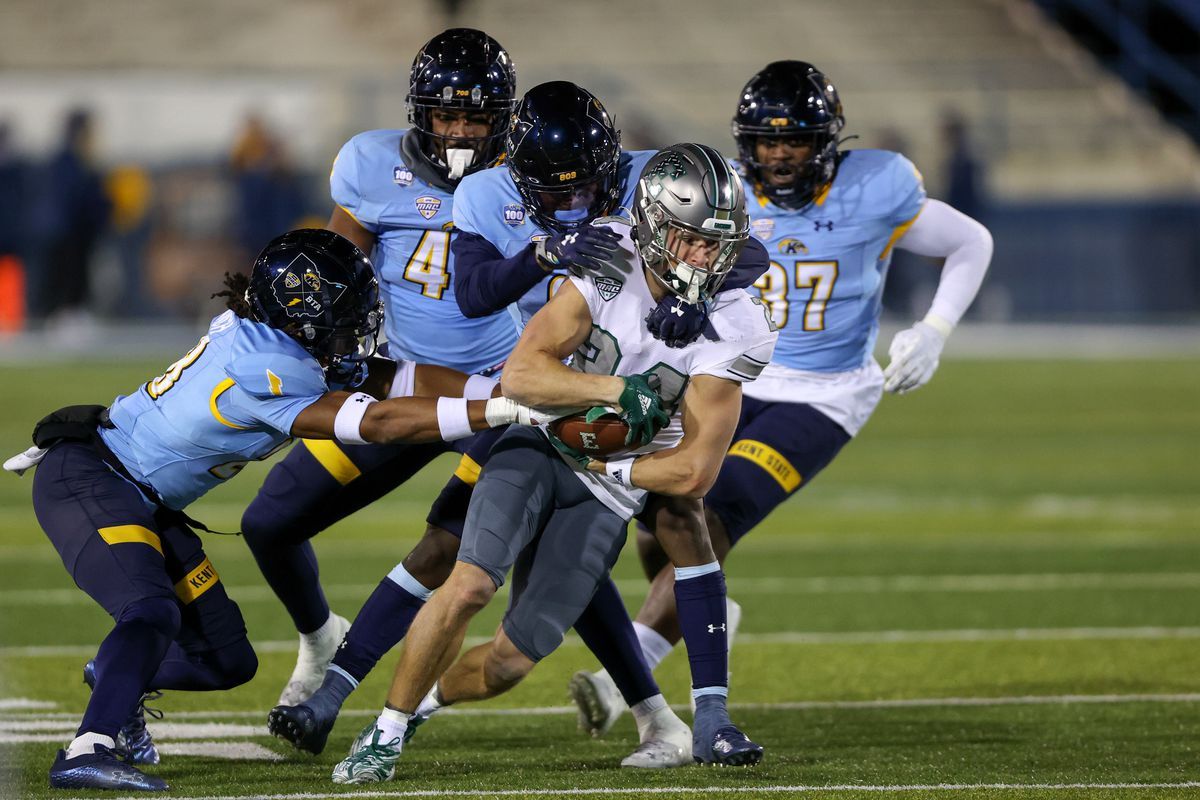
[146,336,209,399]
[573,325,689,414]
[404,231,451,299]
[753,260,839,331]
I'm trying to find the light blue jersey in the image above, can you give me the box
[100,311,327,510]
[331,129,516,374]
[742,149,925,373]
[452,150,656,327]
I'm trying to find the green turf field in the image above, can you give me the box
[1,356,1197,799]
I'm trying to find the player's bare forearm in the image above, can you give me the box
[361,398,489,443]
[501,280,624,408]
[326,206,377,255]
[587,375,741,497]
[290,393,488,443]
[413,364,483,398]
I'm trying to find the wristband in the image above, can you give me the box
[464,373,499,400]
[604,456,637,487]
[387,360,417,399]
[334,392,376,445]
[436,397,473,441]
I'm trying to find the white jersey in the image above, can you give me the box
[551,223,779,518]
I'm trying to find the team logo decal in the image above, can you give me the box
[393,166,414,186]
[271,254,347,318]
[530,234,550,244]
[779,238,809,255]
[503,203,526,226]
[750,218,774,241]
[415,195,442,220]
[595,276,623,301]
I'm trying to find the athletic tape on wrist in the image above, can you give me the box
[463,374,499,401]
[334,392,376,445]
[437,397,473,441]
[604,456,636,487]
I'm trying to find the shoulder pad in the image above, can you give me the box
[226,320,327,399]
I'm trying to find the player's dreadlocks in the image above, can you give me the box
[212,272,253,319]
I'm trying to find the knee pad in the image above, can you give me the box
[119,596,181,639]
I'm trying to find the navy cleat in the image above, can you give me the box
[692,694,763,767]
[82,660,161,765]
[268,703,334,755]
[703,725,764,767]
[49,746,168,791]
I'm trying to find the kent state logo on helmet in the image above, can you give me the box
[271,254,348,319]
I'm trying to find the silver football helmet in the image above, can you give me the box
[632,143,749,304]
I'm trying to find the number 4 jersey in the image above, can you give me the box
[100,311,329,510]
[559,221,779,518]
[740,148,926,435]
[331,129,517,374]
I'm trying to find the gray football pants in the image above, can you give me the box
[457,425,628,662]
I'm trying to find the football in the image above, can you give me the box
[549,409,631,457]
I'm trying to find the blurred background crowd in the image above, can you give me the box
[0,0,1195,343]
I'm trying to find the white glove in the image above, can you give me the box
[884,320,947,394]
[3,446,48,477]
[484,397,584,427]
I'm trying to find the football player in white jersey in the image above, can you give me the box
[569,61,993,731]
[329,144,778,784]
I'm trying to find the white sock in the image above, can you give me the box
[300,613,337,649]
[66,732,116,759]
[414,683,445,718]
[633,621,674,670]
[629,693,667,740]
[375,706,409,744]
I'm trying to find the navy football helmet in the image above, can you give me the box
[506,81,622,233]
[408,28,517,182]
[732,61,844,209]
[246,229,383,383]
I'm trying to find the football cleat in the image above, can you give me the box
[277,613,350,706]
[331,729,402,784]
[267,702,335,755]
[48,746,168,791]
[82,660,161,765]
[701,725,765,767]
[568,670,626,738]
[620,709,691,769]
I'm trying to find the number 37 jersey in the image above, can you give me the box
[743,149,925,373]
[331,129,517,374]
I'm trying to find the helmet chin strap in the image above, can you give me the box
[445,148,475,180]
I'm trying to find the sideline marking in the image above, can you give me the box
[58,780,1200,800]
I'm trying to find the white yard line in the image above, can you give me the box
[7,624,1200,659]
[5,692,1198,725]
[56,780,1200,800]
[7,570,1200,606]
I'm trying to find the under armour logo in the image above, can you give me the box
[563,233,578,245]
[669,302,685,317]
[707,623,726,633]
[814,220,834,231]
[354,395,371,404]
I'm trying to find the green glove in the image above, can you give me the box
[617,373,670,447]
